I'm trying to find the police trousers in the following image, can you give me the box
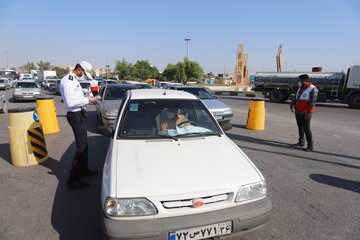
[295,112,313,147]
[66,111,88,181]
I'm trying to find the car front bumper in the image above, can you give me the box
[214,113,233,123]
[102,196,272,240]
[13,94,40,101]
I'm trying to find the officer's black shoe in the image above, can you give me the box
[67,179,90,189]
[290,142,305,147]
[79,169,98,177]
[304,147,314,152]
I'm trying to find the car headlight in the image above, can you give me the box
[235,181,266,202]
[223,108,232,114]
[104,197,158,217]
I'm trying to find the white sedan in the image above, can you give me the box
[99,89,272,240]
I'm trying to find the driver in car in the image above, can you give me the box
[160,108,190,132]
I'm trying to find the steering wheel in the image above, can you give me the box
[177,120,195,127]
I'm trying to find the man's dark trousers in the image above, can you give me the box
[295,112,313,147]
[66,111,88,182]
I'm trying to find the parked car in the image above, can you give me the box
[154,81,170,89]
[95,84,138,126]
[53,79,61,95]
[168,86,233,124]
[13,80,41,102]
[0,78,11,90]
[163,82,183,89]
[0,92,6,113]
[42,79,58,90]
[98,89,272,239]
[122,80,152,89]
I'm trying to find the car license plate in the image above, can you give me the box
[168,221,232,240]
[214,115,223,120]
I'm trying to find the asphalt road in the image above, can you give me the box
[0,89,359,240]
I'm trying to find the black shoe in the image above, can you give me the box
[79,169,98,177]
[67,179,90,189]
[304,147,314,152]
[290,142,305,147]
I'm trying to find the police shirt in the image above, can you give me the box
[60,72,89,112]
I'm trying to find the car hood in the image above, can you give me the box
[202,99,230,111]
[103,99,123,112]
[113,136,262,198]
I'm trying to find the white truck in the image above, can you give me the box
[253,65,360,108]
[37,70,57,82]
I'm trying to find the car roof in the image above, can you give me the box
[129,89,198,100]
[106,84,137,89]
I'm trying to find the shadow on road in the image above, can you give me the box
[226,132,360,162]
[0,143,11,164]
[41,135,109,240]
[310,174,360,193]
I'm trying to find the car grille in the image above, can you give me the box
[161,193,230,209]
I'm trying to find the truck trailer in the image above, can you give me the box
[253,65,360,108]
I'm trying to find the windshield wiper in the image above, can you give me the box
[175,132,221,138]
[122,134,179,141]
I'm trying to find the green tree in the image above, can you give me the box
[162,64,176,81]
[175,62,186,83]
[132,60,159,81]
[115,59,132,80]
[37,61,52,71]
[21,62,37,72]
[52,66,70,78]
[163,59,204,84]
[183,59,204,84]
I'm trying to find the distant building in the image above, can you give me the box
[234,44,249,87]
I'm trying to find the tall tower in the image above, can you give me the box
[234,44,249,87]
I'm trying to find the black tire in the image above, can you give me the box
[268,89,287,103]
[348,93,360,109]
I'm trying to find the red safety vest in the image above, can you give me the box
[296,83,316,113]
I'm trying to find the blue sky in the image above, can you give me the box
[0,0,359,74]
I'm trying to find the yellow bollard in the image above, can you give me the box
[8,107,48,167]
[246,98,265,130]
[36,96,60,134]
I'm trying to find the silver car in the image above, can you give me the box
[13,81,41,102]
[0,93,6,113]
[0,78,11,90]
[169,86,233,124]
[95,84,138,126]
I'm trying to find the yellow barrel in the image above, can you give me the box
[8,107,48,167]
[36,96,60,134]
[246,98,265,130]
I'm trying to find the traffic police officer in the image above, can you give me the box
[60,61,100,189]
[290,74,318,152]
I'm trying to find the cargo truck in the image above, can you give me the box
[37,70,57,82]
[253,65,360,108]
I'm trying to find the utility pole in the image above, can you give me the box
[184,38,191,59]
[5,50,8,69]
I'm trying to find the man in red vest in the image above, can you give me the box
[290,74,318,151]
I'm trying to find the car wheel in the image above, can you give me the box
[269,89,287,103]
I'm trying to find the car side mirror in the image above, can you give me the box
[221,122,232,131]
[97,126,114,137]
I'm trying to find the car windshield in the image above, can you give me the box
[177,87,214,99]
[16,82,38,88]
[118,99,221,139]
[104,86,135,100]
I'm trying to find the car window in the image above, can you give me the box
[104,86,132,100]
[16,82,38,88]
[118,99,221,139]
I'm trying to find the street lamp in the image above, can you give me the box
[184,38,191,59]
